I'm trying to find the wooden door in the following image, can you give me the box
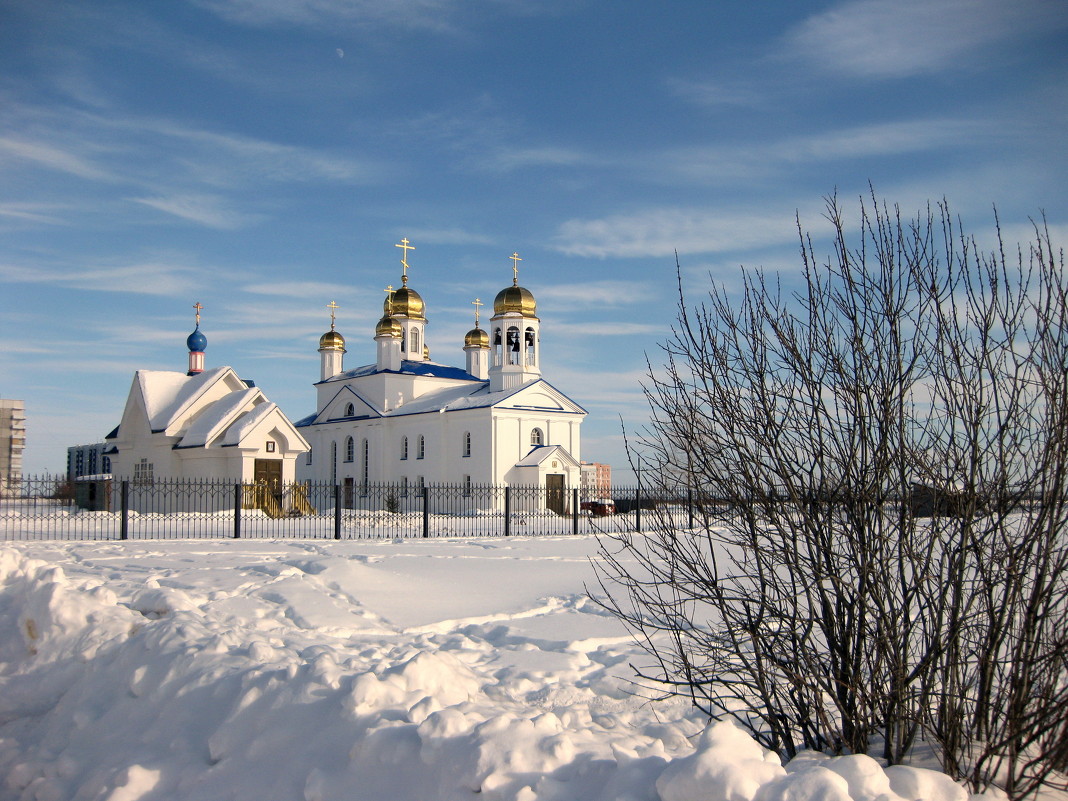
[546,474,565,515]
[254,459,283,503]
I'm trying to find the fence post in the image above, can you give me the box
[422,486,430,538]
[572,488,579,536]
[334,484,342,540]
[234,483,242,539]
[688,487,694,530]
[635,485,641,533]
[504,486,511,537]
[120,480,129,541]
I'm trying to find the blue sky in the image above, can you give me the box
[2,0,1066,478]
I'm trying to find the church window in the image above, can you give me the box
[134,458,154,485]
[88,449,97,475]
[361,439,369,491]
[102,456,111,474]
[493,328,503,367]
[411,330,420,356]
[331,442,337,482]
[345,436,354,462]
[463,475,472,497]
[401,436,408,460]
[417,435,425,459]
[463,431,471,457]
[507,326,520,365]
[417,475,424,489]
[531,428,544,447]
[401,476,408,497]
[344,402,355,418]
[306,446,313,466]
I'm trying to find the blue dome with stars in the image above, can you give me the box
[187,326,207,353]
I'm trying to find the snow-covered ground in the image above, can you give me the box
[0,535,984,801]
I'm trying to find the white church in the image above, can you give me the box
[295,241,587,502]
[105,306,310,512]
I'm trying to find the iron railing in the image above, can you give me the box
[0,475,669,541]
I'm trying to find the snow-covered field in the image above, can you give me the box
[0,534,984,801]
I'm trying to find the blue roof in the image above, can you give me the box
[321,360,480,384]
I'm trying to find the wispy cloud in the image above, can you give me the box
[667,78,766,109]
[0,259,208,296]
[0,135,111,180]
[552,206,821,259]
[536,281,656,308]
[130,194,262,229]
[783,0,1068,79]
[0,203,69,225]
[189,0,463,33]
[242,281,357,300]
[404,227,495,246]
[661,117,994,184]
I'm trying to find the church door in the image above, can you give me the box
[254,459,283,505]
[546,474,566,516]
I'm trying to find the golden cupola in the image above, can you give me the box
[493,253,537,318]
[375,314,402,339]
[319,301,346,352]
[465,327,490,348]
[384,285,425,320]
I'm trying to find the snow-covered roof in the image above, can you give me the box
[318,360,480,385]
[514,444,578,468]
[220,400,280,447]
[176,388,262,448]
[137,367,240,432]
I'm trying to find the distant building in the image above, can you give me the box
[67,442,111,481]
[580,461,612,497]
[0,399,26,491]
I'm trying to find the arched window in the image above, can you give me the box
[401,436,408,460]
[344,436,355,462]
[507,326,520,365]
[525,327,536,366]
[411,330,420,357]
[361,439,369,488]
[530,428,544,446]
[331,442,337,482]
[493,328,503,366]
[306,446,313,466]
[417,435,425,459]
[463,431,471,457]
[344,402,355,417]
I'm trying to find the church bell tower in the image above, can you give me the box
[489,253,540,392]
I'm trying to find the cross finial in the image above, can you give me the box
[510,252,522,286]
[193,302,203,327]
[472,297,483,327]
[395,238,415,285]
[383,284,395,314]
[326,300,340,330]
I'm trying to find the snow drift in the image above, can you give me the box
[0,538,983,801]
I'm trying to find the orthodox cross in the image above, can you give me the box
[395,238,415,285]
[326,300,340,330]
[193,302,203,327]
[383,285,395,314]
[472,297,483,327]
[510,252,522,285]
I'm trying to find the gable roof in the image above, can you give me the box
[317,360,480,385]
[514,444,581,470]
[176,387,263,448]
[297,378,586,426]
[135,367,249,433]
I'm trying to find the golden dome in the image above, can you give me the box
[423,344,430,359]
[319,329,346,351]
[493,285,537,318]
[464,327,489,348]
[384,286,425,320]
[375,315,402,338]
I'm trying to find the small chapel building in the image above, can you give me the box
[106,307,309,511]
[295,242,587,502]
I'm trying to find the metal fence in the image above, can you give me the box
[0,475,670,541]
